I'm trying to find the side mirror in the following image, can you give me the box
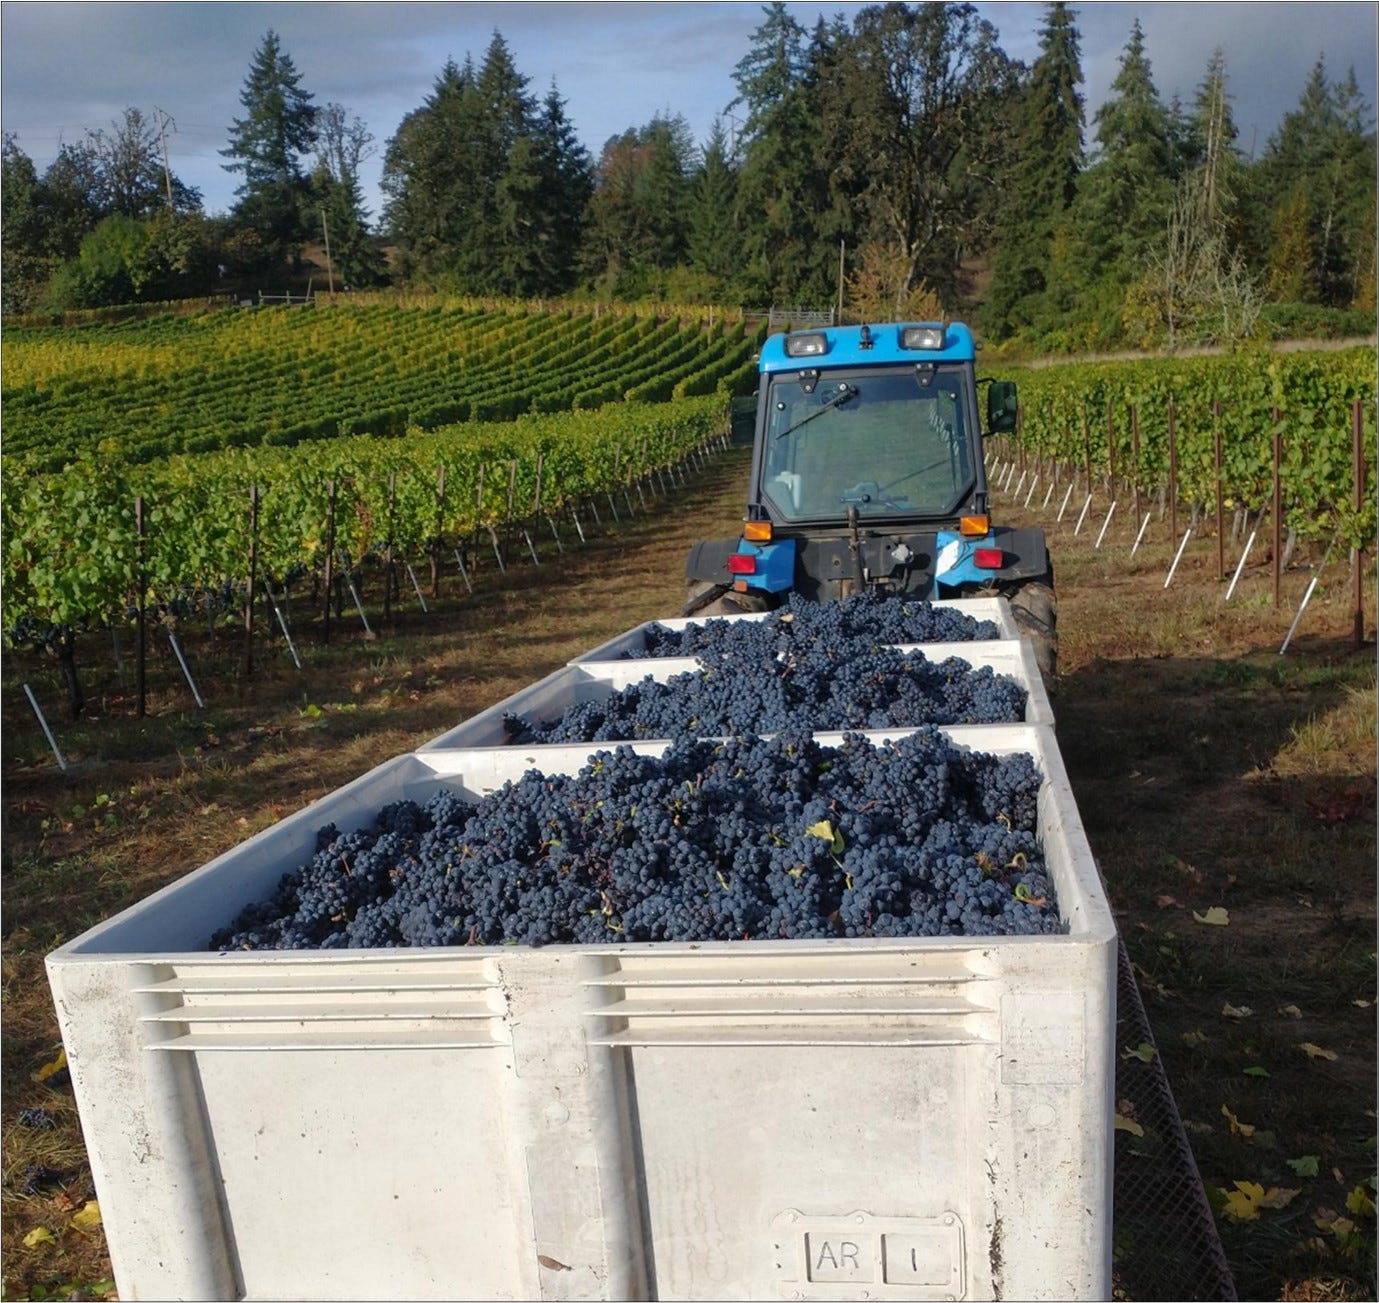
[985,380,1018,436]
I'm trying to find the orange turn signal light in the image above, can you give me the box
[743,520,773,542]
[959,514,990,537]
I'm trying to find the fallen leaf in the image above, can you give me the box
[1114,1114,1145,1137]
[1193,906,1230,926]
[1220,1181,1300,1221]
[1121,1042,1157,1063]
[1353,998,1376,1009]
[23,1226,55,1247]
[1277,1004,1303,1019]
[1222,1104,1257,1138]
[1287,1155,1321,1177]
[537,1255,571,1272]
[70,1200,102,1231]
[1182,1029,1209,1047]
[1222,1003,1253,1019]
[1243,1066,1270,1078]
[1346,1185,1377,1218]
[1156,895,1179,908]
[1299,1042,1339,1061]
[33,1048,67,1082]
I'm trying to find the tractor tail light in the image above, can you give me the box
[727,553,757,575]
[974,548,1004,570]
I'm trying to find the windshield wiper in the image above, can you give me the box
[776,383,857,440]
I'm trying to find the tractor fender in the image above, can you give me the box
[685,538,745,585]
[985,525,1051,582]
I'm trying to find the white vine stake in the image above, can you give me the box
[1057,483,1075,522]
[168,632,205,708]
[1013,470,1028,499]
[1024,476,1039,508]
[1042,482,1055,510]
[1281,535,1339,654]
[266,583,302,669]
[1225,530,1256,601]
[1280,577,1321,654]
[1164,527,1193,589]
[405,563,429,613]
[452,549,473,594]
[1094,500,1118,549]
[1130,511,1152,556]
[523,528,540,566]
[22,683,68,772]
[346,577,373,636]
[1074,493,1093,535]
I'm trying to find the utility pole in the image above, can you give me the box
[321,207,336,295]
[836,240,845,325]
[153,106,175,209]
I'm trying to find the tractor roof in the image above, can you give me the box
[759,321,976,373]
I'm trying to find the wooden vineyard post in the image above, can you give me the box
[1214,403,1225,580]
[322,480,337,645]
[1082,406,1093,489]
[244,484,259,677]
[135,495,147,719]
[1130,405,1142,531]
[506,460,518,551]
[1354,400,1366,646]
[1106,400,1116,491]
[1272,409,1283,607]
[475,464,486,568]
[384,471,397,625]
[1168,400,1179,546]
[432,465,445,599]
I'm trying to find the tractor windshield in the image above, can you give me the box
[760,366,976,522]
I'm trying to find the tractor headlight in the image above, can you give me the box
[784,331,828,357]
[900,325,946,350]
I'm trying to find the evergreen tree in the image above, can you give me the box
[530,85,594,294]
[728,2,821,302]
[1051,19,1175,346]
[983,1,1085,340]
[381,58,473,280]
[221,30,319,267]
[1254,57,1376,307]
[686,120,739,289]
[383,36,586,296]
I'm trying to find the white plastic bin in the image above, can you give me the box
[420,638,1052,751]
[48,725,1114,1302]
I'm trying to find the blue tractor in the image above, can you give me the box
[684,321,1057,677]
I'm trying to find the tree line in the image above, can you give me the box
[2,5,1374,354]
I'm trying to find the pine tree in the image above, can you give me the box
[983,1,1085,340]
[221,30,319,267]
[1053,19,1175,345]
[531,85,593,294]
[1254,57,1376,307]
[686,120,738,289]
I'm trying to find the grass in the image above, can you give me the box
[2,444,1375,1301]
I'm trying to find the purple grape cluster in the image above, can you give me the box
[506,643,1025,743]
[628,591,1000,659]
[209,729,1059,952]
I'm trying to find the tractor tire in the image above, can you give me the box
[1006,580,1058,688]
[682,581,774,619]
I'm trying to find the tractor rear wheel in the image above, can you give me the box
[682,581,774,619]
[1006,580,1057,687]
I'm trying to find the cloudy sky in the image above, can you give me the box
[2,2,1375,220]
